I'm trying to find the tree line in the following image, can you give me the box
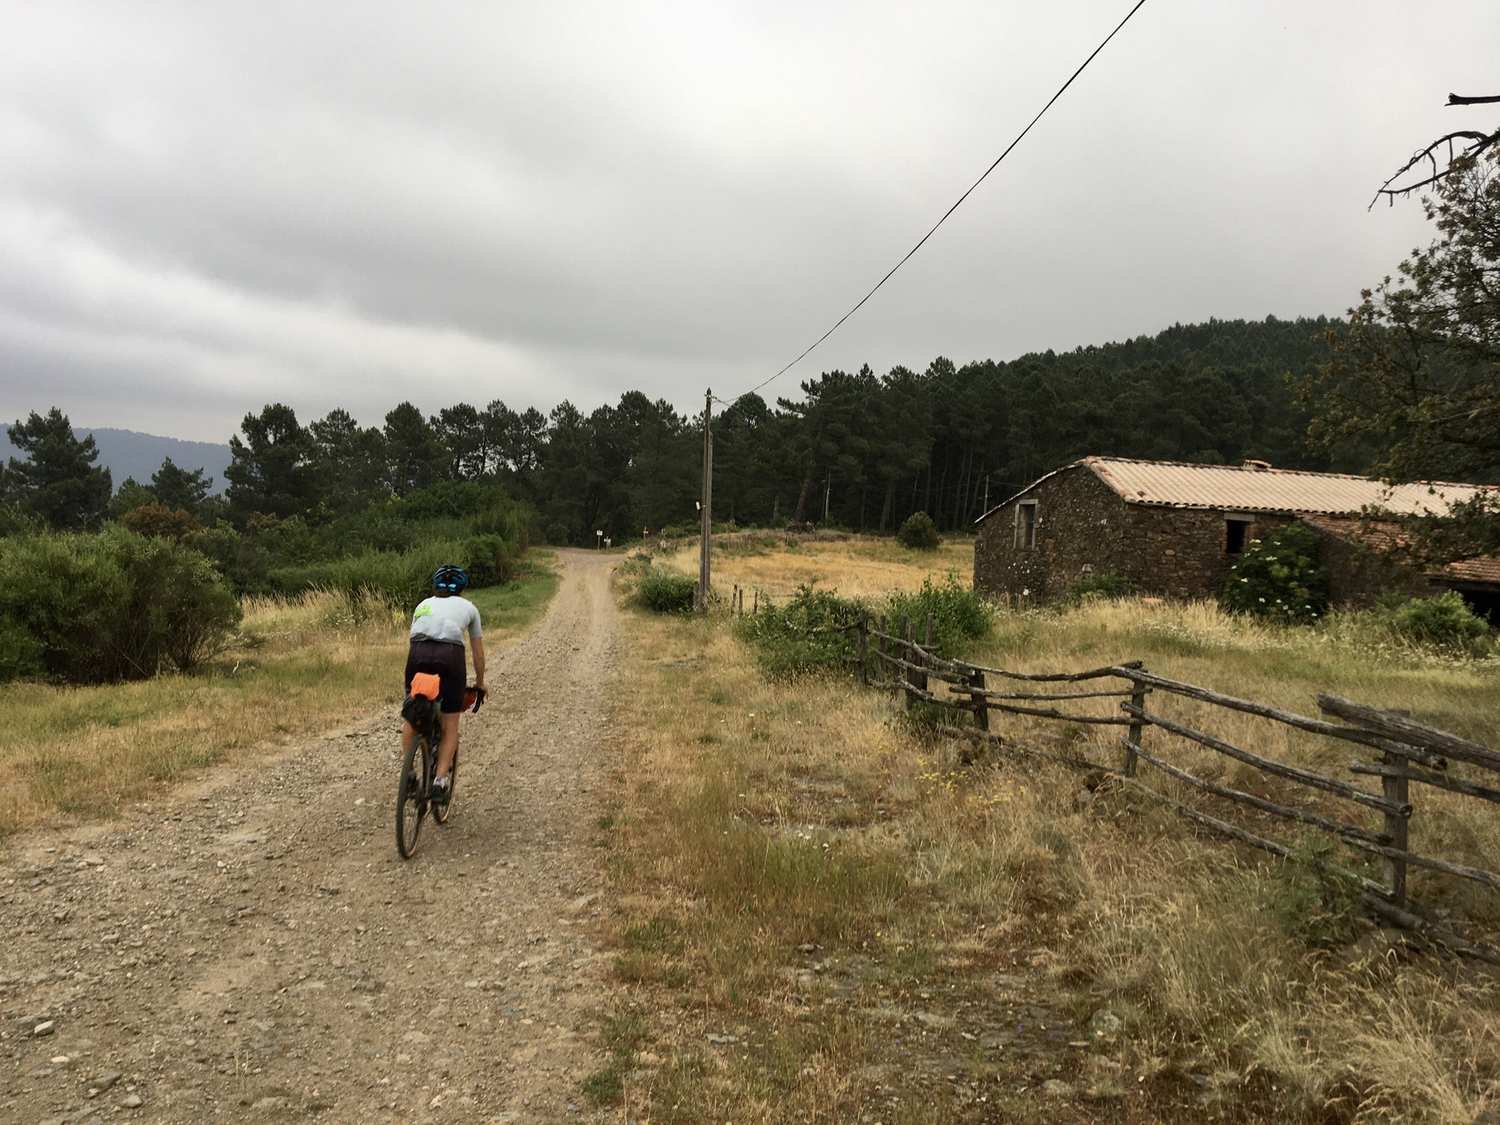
[0,314,1373,552]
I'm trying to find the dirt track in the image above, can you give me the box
[0,550,619,1123]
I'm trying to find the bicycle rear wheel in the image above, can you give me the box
[433,747,458,825]
[395,739,426,859]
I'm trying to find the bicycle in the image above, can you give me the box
[395,674,484,859]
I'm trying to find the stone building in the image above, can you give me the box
[972,456,1500,610]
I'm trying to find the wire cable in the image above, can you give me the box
[736,0,1148,402]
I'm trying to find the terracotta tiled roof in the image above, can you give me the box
[1303,514,1500,588]
[1084,457,1493,516]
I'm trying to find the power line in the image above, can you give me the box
[736,0,1148,403]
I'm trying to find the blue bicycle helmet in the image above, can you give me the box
[431,564,469,594]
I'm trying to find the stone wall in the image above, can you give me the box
[1126,506,1294,600]
[974,466,1141,601]
[974,464,1296,602]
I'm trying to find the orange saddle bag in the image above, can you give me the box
[409,672,442,701]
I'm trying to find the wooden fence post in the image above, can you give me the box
[1122,661,1145,778]
[969,665,989,732]
[1383,745,1410,907]
[903,619,917,710]
[858,614,870,686]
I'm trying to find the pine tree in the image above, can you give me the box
[5,408,112,529]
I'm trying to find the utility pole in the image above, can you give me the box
[698,388,713,611]
[823,471,831,524]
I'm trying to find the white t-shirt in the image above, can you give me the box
[410,595,483,645]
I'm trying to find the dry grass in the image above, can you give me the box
[598,551,1500,1123]
[658,533,973,600]
[0,558,559,840]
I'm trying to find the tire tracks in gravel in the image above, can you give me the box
[0,549,620,1124]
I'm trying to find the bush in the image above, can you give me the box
[0,528,241,683]
[1068,571,1135,600]
[1267,838,1364,949]
[896,511,941,551]
[1377,590,1489,653]
[885,575,992,656]
[1220,524,1329,624]
[737,585,864,678]
[635,569,697,614]
[120,501,201,541]
[465,532,517,587]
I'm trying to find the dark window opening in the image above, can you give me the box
[1448,585,1500,625]
[1225,519,1250,556]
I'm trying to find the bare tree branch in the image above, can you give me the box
[1371,127,1500,209]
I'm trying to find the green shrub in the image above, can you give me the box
[1377,590,1489,653]
[885,575,992,656]
[0,528,241,683]
[269,531,522,613]
[737,585,864,678]
[1220,524,1329,624]
[0,617,43,680]
[119,502,200,541]
[896,511,941,551]
[464,532,517,587]
[1069,571,1135,600]
[1267,838,1364,949]
[635,569,697,614]
[269,543,456,612]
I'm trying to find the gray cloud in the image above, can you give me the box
[2,0,1496,439]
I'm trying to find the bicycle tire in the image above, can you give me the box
[395,739,426,859]
[433,746,458,824]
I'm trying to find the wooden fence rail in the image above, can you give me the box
[840,614,1500,964]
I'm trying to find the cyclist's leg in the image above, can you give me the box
[433,642,465,781]
[435,712,460,779]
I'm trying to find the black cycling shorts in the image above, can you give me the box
[404,638,467,714]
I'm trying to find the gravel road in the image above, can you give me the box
[0,550,620,1123]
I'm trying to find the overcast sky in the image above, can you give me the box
[2,1,1497,442]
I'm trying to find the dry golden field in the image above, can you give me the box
[599,537,1500,1123]
[657,532,973,599]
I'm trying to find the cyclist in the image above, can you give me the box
[403,564,485,803]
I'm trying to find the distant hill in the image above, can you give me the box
[0,427,232,494]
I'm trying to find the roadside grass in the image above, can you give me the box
[659,534,973,600]
[0,552,558,839]
[599,565,1500,1121]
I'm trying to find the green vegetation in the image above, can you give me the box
[0,528,240,683]
[617,553,698,614]
[634,569,697,614]
[1220,523,1330,623]
[736,586,863,678]
[895,510,940,550]
[1068,570,1136,600]
[1,408,111,530]
[1303,148,1500,561]
[1374,589,1491,654]
[885,573,992,655]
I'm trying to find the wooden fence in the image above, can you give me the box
[852,614,1500,964]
